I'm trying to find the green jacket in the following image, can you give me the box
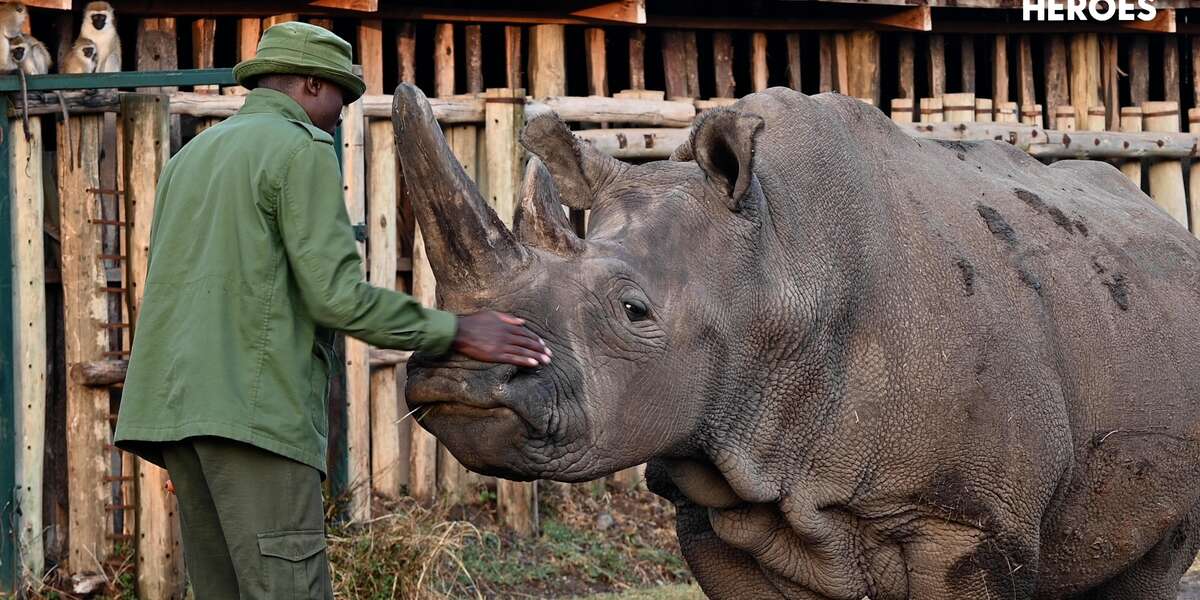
[115,88,456,474]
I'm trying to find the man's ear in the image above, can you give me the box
[690,108,764,212]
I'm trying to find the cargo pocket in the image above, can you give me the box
[257,530,331,599]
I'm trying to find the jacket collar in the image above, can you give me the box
[237,87,314,125]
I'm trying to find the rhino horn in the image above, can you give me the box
[520,113,628,210]
[514,157,585,256]
[391,83,527,288]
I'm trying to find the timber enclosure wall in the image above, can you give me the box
[3,0,1200,597]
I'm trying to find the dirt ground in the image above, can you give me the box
[1178,560,1200,600]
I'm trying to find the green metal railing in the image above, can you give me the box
[0,68,236,93]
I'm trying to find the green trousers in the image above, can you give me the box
[160,437,333,600]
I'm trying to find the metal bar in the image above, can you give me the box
[0,93,15,595]
[0,69,236,93]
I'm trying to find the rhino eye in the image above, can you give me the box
[622,299,649,322]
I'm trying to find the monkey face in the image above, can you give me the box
[82,46,95,59]
[10,42,23,61]
[90,12,107,30]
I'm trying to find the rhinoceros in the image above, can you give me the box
[391,83,1200,599]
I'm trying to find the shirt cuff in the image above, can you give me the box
[418,308,458,356]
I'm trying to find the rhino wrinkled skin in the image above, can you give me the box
[391,83,1200,599]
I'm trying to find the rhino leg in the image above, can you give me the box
[1080,500,1200,600]
[900,522,1040,600]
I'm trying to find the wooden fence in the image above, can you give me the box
[6,12,1200,599]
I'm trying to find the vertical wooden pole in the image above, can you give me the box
[340,95,372,522]
[136,18,181,150]
[1054,105,1077,131]
[434,23,455,98]
[505,26,523,90]
[683,31,700,98]
[847,31,880,107]
[484,88,537,534]
[943,93,975,122]
[11,116,44,583]
[628,29,645,90]
[57,114,109,579]
[927,34,945,98]
[1020,104,1042,126]
[358,20,384,96]
[662,30,689,99]
[832,33,849,94]
[974,98,993,122]
[1017,35,1035,113]
[713,31,735,98]
[898,34,915,99]
[1118,106,1143,188]
[919,97,943,123]
[529,25,566,98]
[123,94,183,599]
[960,35,976,94]
[1162,36,1179,103]
[1086,106,1105,131]
[237,18,261,64]
[1188,109,1199,236]
[366,120,404,500]
[1141,101,1186,226]
[890,98,914,123]
[1044,35,1069,129]
[991,35,1007,105]
[1068,33,1100,129]
[192,19,218,95]
[785,33,802,92]
[751,32,769,93]
[0,96,12,596]
[465,25,484,94]
[1099,35,1118,130]
[1129,35,1149,107]
[262,13,298,29]
[397,22,416,84]
[818,33,833,93]
[1192,36,1200,111]
[585,28,608,96]
[55,12,74,72]
[407,226,437,503]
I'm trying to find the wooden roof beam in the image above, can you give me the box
[872,6,931,32]
[570,0,646,24]
[306,0,377,12]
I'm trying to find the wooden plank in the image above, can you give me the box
[136,18,179,88]
[1119,106,1143,188]
[434,23,455,98]
[573,127,689,158]
[1068,33,1100,129]
[1142,101,1187,226]
[960,34,975,94]
[1123,7,1175,33]
[1100,35,1118,130]
[819,33,833,93]
[751,32,769,93]
[570,0,646,24]
[397,22,416,84]
[237,18,261,62]
[11,115,45,582]
[529,25,566,98]
[366,119,403,501]
[1194,37,1200,114]
[505,26,523,89]
[307,17,333,30]
[340,95,371,521]
[919,97,943,123]
[407,216,437,503]
[975,97,993,122]
[1128,35,1149,107]
[872,6,930,31]
[56,112,110,576]
[1044,35,1069,133]
[584,28,608,96]
[484,87,537,536]
[996,100,1018,123]
[1086,105,1106,131]
[358,20,384,96]
[122,93,183,599]
[943,92,974,122]
[192,19,217,94]
[926,34,945,98]
[1162,36,1179,103]
[463,25,484,94]
[1189,108,1199,236]
[903,120,1199,159]
[847,31,880,107]
[55,12,74,72]
[1017,35,1034,114]
[991,34,1007,104]
[262,13,298,29]
[628,29,645,90]
[533,95,694,126]
[713,31,735,98]
[832,33,849,93]
[785,33,801,91]
[683,31,700,98]
[890,98,914,123]
[307,0,377,11]
[662,30,689,99]
[1019,103,1042,126]
[898,33,914,99]
[1054,105,1076,131]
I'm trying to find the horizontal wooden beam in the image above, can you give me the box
[369,349,411,368]
[905,121,1200,159]
[574,127,688,159]
[872,6,931,32]
[306,0,377,11]
[70,360,128,387]
[1122,8,1175,33]
[23,0,71,9]
[570,0,646,24]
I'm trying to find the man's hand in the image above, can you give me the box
[453,311,551,367]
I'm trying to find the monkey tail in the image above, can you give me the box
[16,68,31,143]
[54,90,75,170]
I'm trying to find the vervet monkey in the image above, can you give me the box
[80,1,119,72]
[0,3,27,39]
[10,34,50,75]
[62,38,97,73]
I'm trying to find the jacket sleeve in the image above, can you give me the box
[276,140,457,354]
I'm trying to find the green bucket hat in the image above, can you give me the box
[233,22,366,103]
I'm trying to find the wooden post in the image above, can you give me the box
[1193,36,1200,112]
[751,32,769,93]
[713,31,735,98]
[122,93,183,599]
[262,13,298,29]
[943,93,975,123]
[1044,35,1069,130]
[1054,105,1077,131]
[1141,101,1187,226]
[1020,104,1042,127]
[684,31,700,99]
[340,94,372,521]
[366,119,404,500]
[1188,108,1199,236]
[1129,35,1149,107]
[465,25,484,94]
[1086,106,1106,131]
[506,26,523,90]
[995,101,1018,124]
[434,23,455,98]
[898,34,915,101]
[529,25,566,98]
[927,34,945,98]
[1119,106,1143,188]
[831,33,849,94]
[359,20,384,96]
[308,17,333,30]
[974,98,993,123]
[628,29,645,90]
[398,23,416,84]
[1068,33,1100,130]
[1100,35,1118,130]
[237,18,261,66]
[57,114,109,579]
[919,97,943,123]
[55,12,74,72]
[407,225,437,503]
[663,30,690,99]
[485,88,537,535]
[585,28,608,97]
[960,35,976,94]
[991,35,1007,104]
[1017,35,1034,114]
[191,19,217,95]
[890,98,914,124]
[1162,36,1179,103]
[847,31,880,107]
[786,33,801,91]
[818,33,833,93]
[11,116,44,582]
[136,18,181,150]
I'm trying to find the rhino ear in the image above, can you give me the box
[690,109,764,211]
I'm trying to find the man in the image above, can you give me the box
[114,23,549,599]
